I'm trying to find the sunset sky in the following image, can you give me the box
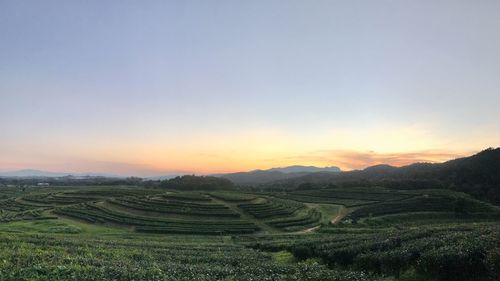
[1,1,500,176]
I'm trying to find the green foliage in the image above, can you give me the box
[238,197,304,219]
[0,198,48,212]
[0,233,374,281]
[160,175,235,191]
[1,185,499,280]
[267,208,322,230]
[108,195,240,217]
[258,148,500,205]
[272,187,412,207]
[248,225,500,281]
[55,202,259,235]
[348,194,495,221]
[21,188,162,205]
[209,192,256,202]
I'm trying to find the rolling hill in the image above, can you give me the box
[216,165,341,185]
[266,148,500,204]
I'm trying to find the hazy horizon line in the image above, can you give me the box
[0,148,482,177]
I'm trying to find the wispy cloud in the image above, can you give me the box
[281,149,471,170]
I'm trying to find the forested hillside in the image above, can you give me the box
[264,148,500,204]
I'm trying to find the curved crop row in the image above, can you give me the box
[267,209,322,229]
[348,196,494,221]
[293,189,412,202]
[0,198,47,212]
[238,197,304,219]
[273,193,376,206]
[0,209,56,222]
[161,192,212,202]
[22,193,96,205]
[54,203,258,235]
[209,192,256,202]
[249,225,500,281]
[108,196,239,217]
[0,233,372,281]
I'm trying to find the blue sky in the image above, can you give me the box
[1,1,499,175]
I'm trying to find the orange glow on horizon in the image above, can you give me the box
[1,126,495,176]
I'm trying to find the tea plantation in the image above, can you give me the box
[0,185,498,280]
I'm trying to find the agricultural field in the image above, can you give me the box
[0,231,371,281]
[0,185,498,280]
[241,224,500,281]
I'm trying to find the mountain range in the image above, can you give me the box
[216,165,341,185]
[258,148,500,204]
[0,169,121,178]
[2,149,499,204]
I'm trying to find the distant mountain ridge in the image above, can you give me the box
[275,148,500,185]
[0,169,181,179]
[268,165,341,173]
[0,169,122,178]
[267,148,500,204]
[216,165,341,185]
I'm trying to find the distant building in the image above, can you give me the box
[37,182,50,187]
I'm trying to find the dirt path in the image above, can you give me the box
[293,206,349,234]
[293,225,321,234]
[330,214,343,224]
[331,206,348,224]
[292,207,347,235]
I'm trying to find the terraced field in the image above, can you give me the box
[271,187,500,227]
[266,208,322,230]
[0,209,56,222]
[1,185,498,234]
[108,195,239,217]
[0,184,499,280]
[0,232,372,281]
[348,195,493,220]
[207,195,324,231]
[0,186,332,237]
[0,198,47,212]
[55,202,258,235]
[243,224,500,281]
[2,185,497,234]
[238,197,304,219]
[21,188,163,205]
[0,197,56,222]
[208,191,256,202]
[274,187,414,207]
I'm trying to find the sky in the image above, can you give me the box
[1,0,500,176]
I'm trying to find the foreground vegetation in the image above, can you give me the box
[243,225,500,281]
[0,183,498,280]
[0,231,375,281]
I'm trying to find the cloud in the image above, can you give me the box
[1,124,493,174]
[282,149,471,170]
